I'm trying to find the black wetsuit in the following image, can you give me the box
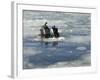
[44,26,51,38]
[52,27,59,38]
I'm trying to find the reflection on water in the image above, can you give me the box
[52,41,58,46]
[40,41,58,47]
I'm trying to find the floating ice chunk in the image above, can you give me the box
[34,38,40,41]
[68,51,73,53]
[76,47,87,50]
[47,54,51,57]
[70,29,73,32]
[48,47,57,50]
[34,37,65,42]
[58,37,65,40]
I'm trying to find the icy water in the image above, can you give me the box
[23,10,91,69]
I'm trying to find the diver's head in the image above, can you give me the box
[45,22,48,24]
[53,25,55,28]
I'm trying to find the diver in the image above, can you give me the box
[43,22,51,38]
[52,25,59,38]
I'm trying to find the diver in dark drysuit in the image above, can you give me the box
[52,25,59,38]
[43,22,51,38]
